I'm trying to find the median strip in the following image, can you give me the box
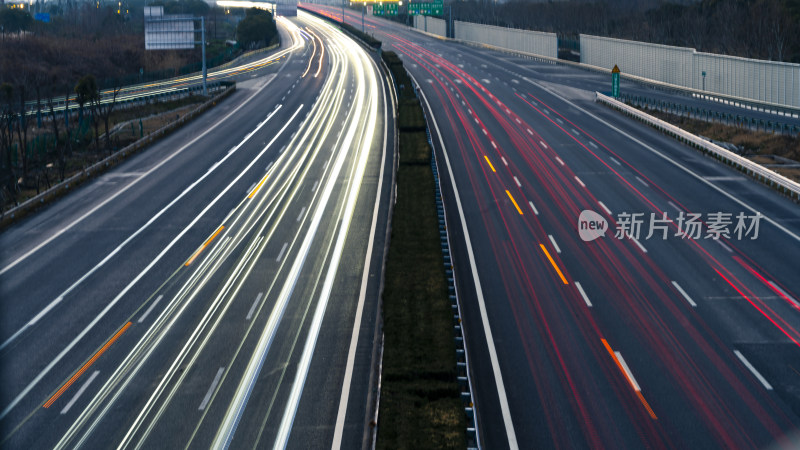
[377,50,467,449]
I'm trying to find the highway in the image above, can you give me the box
[0,12,393,449]
[305,5,800,448]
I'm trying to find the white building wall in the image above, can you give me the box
[580,34,800,108]
[413,15,446,38]
[454,21,557,58]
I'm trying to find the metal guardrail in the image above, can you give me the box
[596,92,800,201]
[405,22,800,119]
[1,83,237,225]
[618,93,800,136]
[410,69,481,449]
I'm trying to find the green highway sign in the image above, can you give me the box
[372,2,398,16]
[408,0,443,16]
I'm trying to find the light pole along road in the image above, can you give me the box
[0,11,394,450]
[307,4,800,449]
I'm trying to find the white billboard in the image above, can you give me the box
[145,7,196,50]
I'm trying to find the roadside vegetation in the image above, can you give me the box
[638,107,800,183]
[0,0,278,214]
[377,50,466,449]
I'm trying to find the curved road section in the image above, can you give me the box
[307,5,800,449]
[0,12,393,450]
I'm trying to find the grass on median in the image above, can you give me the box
[377,51,466,449]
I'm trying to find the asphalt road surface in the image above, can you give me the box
[306,5,800,449]
[0,13,394,449]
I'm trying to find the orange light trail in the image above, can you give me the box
[505,190,523,215]
[185,225,225,267]
[601,338,657,420]
[44,322,132,408]
[539,243,567,285]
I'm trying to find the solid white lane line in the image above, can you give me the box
[0,104,283,351]
[734,350,773,390]
[529,201,539,215]
[522,76,800,244]
[614,351,642,391]
[671,281,697,307]
[296,206,306,222]
[574,282,592,307]
[138,295,164,324]
[246,293,264,321]
[61,371,100,415]
[635,176,649,187]
[0,103,303,421]
[610,156,621,166]
[415,73,519,448]
[514,176,522,187]
[574,176,586,187]
[0,86,280,278]
[769,282,800,309]
[333,63,388,447]
[276,242,288,262]
[598,201,612,215]
[555,157,564,166]
[548,234,561,254]
[199,367,225,410]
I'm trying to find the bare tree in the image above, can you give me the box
[98,81,121,153]
[14,83,30,186]
[0,83,17,207]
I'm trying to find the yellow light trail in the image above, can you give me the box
[248,174,269,199]
[505,189,523,215]
[184,226,225,266]
[539,243,568,284]
[484,155,496,173]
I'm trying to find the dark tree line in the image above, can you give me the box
[236,7,278,50]
[452,0,800,63]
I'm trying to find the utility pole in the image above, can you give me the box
[201,16,207,96]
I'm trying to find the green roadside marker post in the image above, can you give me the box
[611,64,620,98]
